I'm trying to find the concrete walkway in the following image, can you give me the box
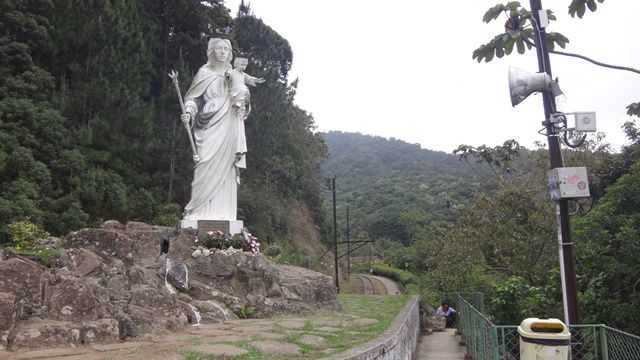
[417,328,467,360]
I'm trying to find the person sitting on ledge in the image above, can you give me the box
[436,301,457,328]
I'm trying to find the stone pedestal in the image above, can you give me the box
[179,219,244,236]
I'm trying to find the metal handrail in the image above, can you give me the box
[454,293,640,360]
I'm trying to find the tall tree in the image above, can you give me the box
[573,160,640,333]
[46,0,156,222]
[0,0,88,241]
[233,5,329,244]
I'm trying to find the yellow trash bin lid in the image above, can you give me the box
[518,318,571,346]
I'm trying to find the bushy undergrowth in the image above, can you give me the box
[7,219,60,267]
[8,219,50,250]
[370,262,416,287]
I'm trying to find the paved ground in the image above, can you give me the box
[1,316,383,360]
[417,328,467,360]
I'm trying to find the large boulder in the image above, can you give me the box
[8,319,119,350]
[0,257,45,303]
[66,228,134,258]
[178,250,339,317]
[0,221,339,351]
[165,258,189,292]
[0,292,16,345]
[47,278,107,321]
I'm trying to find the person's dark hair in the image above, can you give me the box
[441,301,449,307]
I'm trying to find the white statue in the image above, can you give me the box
[179,38,262,224]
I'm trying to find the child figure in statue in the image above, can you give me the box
[226,57,265,119]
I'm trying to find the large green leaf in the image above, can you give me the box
[504,37,516,55]
[483,4,506,23]
[548,32,570,49]
[516,38,525,54]
[505,1,522,12]
[569,0,604,18]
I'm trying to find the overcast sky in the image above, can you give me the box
[225,0,639,153]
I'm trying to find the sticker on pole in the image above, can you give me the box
[548,167,591,201]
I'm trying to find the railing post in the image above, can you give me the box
[600,326,609,360]
[492,326,500,360]
[592,326,599,360]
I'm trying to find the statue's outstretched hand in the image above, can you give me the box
[256,78,266,84]
[181,113,191,124]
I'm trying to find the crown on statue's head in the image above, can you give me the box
[212,26,233,40]
[207,27,233,50]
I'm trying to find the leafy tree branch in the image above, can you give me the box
[472,1,639,120]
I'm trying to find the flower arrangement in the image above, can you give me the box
[198,230,260,253]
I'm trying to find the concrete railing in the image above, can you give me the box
[326,295,420,360]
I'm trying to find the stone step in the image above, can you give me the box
[417,328,467,360]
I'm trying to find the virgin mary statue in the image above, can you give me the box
[180,38,246,227]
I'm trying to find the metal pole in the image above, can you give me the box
[529,0,580,325]
[332,176,339,292]
[368,235,372,271]
[346,207,351,278]
[600,326,609,360]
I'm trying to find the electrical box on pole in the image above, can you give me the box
[570,112,597,132]
[548,167,590,200]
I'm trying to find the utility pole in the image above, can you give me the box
[346,207,351,278]
[368,236,372,271]
[332,176,339,293]
[529,0,580,325]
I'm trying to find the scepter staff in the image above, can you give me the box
[168,70,200,163]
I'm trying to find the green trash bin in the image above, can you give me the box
[518,318,571,360]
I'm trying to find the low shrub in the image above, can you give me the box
[371,263,416,287]
[8,219,49,250]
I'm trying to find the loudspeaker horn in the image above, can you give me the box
[508,66,563,107]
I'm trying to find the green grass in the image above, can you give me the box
[181,294,410,359]
[183,341,264,360]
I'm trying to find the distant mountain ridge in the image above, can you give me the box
[321,131,492,244]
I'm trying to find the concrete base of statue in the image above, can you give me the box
[179,219,244,236]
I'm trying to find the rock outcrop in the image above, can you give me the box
[0,221,339,351]
[420,306,446,334]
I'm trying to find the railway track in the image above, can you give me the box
[354,274,377,295]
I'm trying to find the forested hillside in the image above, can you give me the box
[324,129,640,334]
[321,131,528,244]
[0,0,328,253]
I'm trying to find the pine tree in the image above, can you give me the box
[48,0,156,222]
[0,0,88,242]
[233,7,329,243]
